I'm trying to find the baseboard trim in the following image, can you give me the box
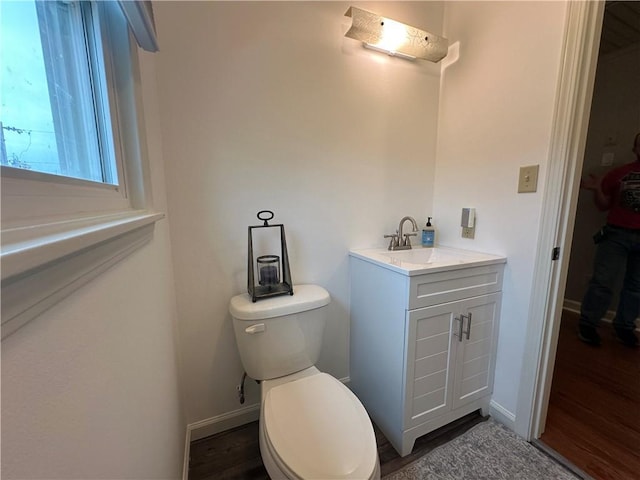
[188,403,261,442]
[562,299,581,315]
[187,375,351,443]
[185,405,258,478]
[563,299,640,331]
[489,400,516,431]
[182,427,191,480]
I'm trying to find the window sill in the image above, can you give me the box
[1,211,164,339]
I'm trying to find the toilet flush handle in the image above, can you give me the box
[245,323,265,334]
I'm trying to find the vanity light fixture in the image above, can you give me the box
[344,6,448,62]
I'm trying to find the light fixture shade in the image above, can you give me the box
[344,6,448,62]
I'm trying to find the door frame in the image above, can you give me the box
[515,0,605,440]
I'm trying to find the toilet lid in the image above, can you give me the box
[264,373,377,479]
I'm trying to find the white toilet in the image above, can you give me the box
[230,284,380,480]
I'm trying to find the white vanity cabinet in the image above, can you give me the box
[349,248,505,457]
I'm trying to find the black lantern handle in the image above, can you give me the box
[257,210,274,226]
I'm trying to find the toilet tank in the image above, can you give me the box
[229,285,330,380]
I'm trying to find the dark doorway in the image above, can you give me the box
[540,3,640,478]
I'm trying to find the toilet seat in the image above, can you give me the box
[263,372,378,479]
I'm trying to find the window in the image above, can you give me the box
[1,0,162,338]
[1,1,118,184]
[1,0,135,227]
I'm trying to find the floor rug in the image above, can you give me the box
[384,419,579,480]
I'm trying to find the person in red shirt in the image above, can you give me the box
[579,132,640,348]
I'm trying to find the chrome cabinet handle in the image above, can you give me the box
[455,313,473,341]
[455,315,464,342]
[463,312,472,340]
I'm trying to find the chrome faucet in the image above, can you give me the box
[384,216,419,251]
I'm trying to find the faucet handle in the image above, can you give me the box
[402,233,417,247]
[384,233,399,250]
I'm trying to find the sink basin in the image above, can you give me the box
[349,246,506,276]
[380,248,473,264]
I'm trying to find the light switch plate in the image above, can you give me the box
[518,165,539,193]
[601,152,614,166]
[461,208,476,228]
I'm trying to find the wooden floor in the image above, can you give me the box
[189,410,486,479]
[540,310,640,480]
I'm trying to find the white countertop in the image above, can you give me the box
[349,246,506,276]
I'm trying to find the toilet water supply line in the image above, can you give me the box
[237,372,247,404]
[236,372,261,404]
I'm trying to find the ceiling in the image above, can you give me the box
[600,1,640,55]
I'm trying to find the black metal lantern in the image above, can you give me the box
[247,210,293,302]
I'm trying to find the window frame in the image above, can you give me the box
[1,1,163,339]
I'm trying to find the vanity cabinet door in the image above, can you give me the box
[404,302,458,428]
[404,292,502,429]
[451,292,501,410]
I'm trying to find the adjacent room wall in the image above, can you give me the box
[153,1,444,428]
[565,44,640,306]
[0,53,185,479]
[434,1,568,420]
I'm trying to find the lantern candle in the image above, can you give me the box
[257,255,280,286]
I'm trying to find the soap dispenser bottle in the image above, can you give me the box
[422,217,435,248]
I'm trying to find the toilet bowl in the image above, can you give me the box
[230,285,380,479]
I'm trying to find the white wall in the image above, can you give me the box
[153,1,444,426]
[0,2,578,473]
[434,1,568,418]
[1,53,184,479]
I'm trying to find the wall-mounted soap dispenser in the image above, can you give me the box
[422,217,435,248]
